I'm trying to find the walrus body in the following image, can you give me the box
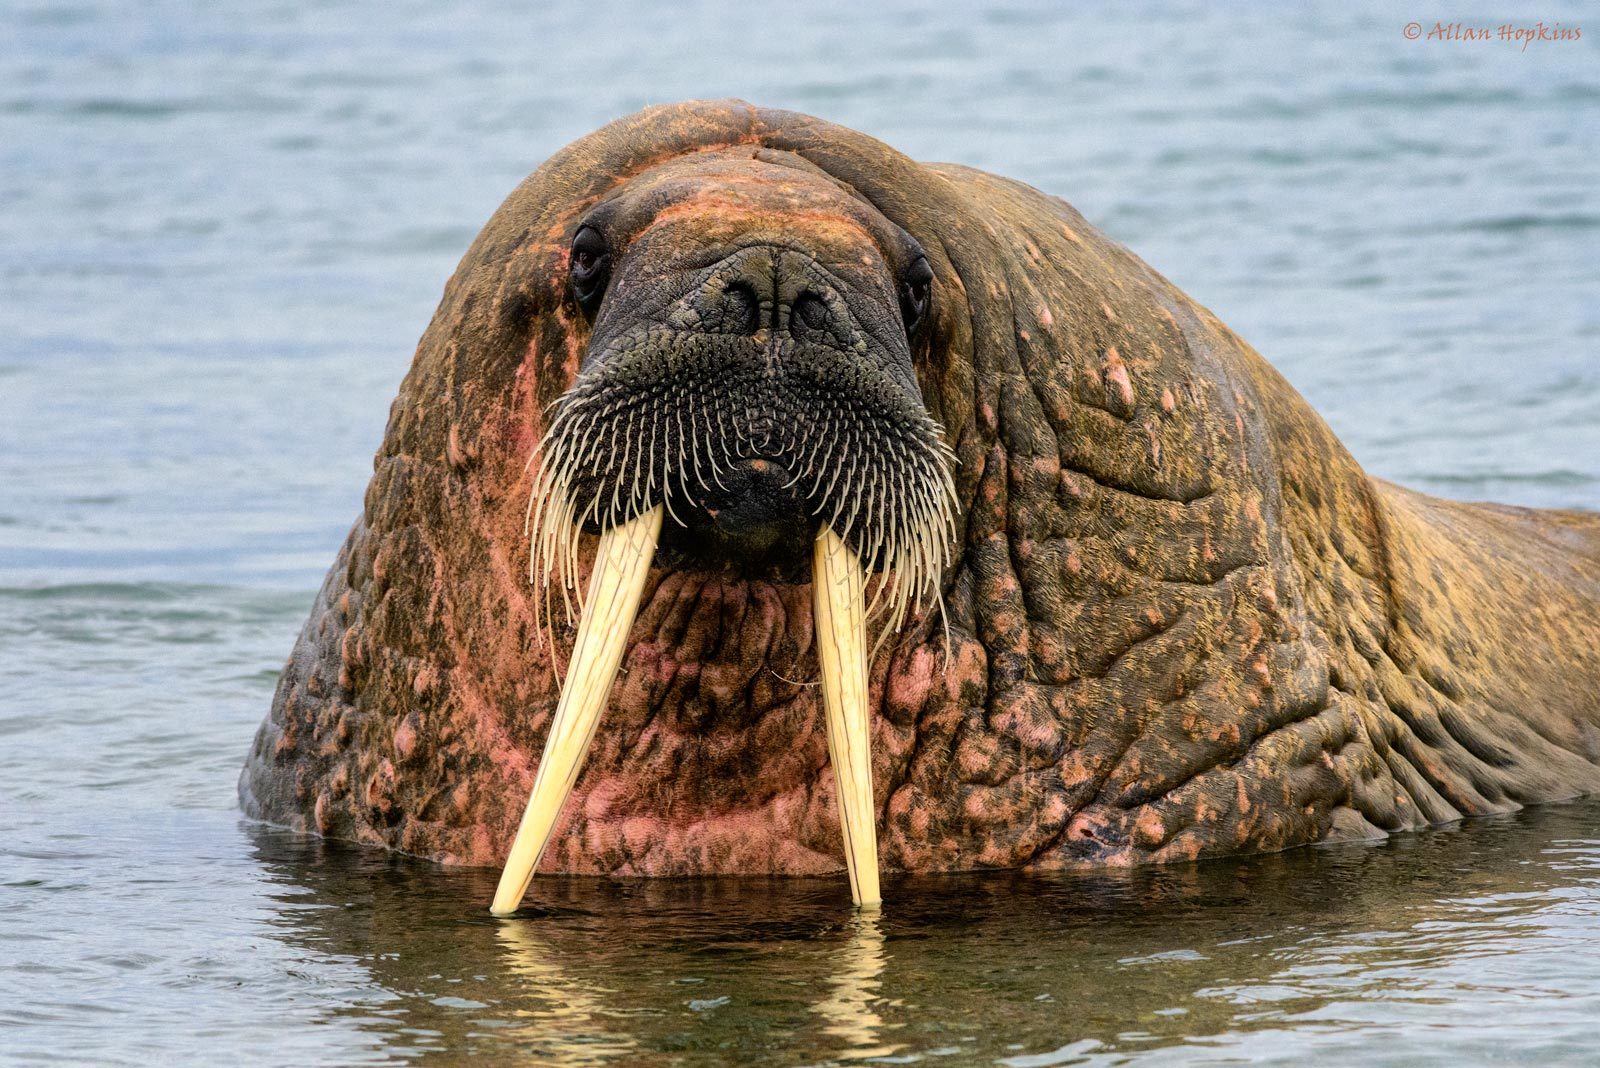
[242,101,1600,879]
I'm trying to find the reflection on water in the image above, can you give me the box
[485,909,893,1063]
[812,913,896,1061]
[236,803,1600,1065]
[495,920,639,1066]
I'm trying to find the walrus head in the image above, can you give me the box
[530,153,955,623]
[507,153,958,912]
[242,100,1600,915]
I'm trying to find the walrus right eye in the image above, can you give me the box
[569,225,612,313]
[899,255,934,336]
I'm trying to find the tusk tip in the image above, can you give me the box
[489,884,526,916]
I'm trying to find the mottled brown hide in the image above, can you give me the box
[241,100,1600,875]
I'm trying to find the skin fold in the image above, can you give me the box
[240,99,1600,876]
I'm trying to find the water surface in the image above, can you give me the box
[3,1,1598,1064]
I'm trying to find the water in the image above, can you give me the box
[2,1,1598,1064]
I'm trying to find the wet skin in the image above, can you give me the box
[241,100,1600,884]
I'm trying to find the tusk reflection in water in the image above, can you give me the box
[811,911,901,1061]
[495,919,642,1066]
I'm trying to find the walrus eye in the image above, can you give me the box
[899,256,934,335]
[569,225,611,312]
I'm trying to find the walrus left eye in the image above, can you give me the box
[569,225,611,313]
[899,256,934,335]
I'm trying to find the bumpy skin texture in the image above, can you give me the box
[241,101,1600,874]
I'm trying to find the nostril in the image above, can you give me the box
[723,280,761,335]
[793,291,828,332]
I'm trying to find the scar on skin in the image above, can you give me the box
[1104,347,1135,409]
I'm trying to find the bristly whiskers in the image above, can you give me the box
[524,349,958,661]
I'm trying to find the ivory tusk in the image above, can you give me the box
[490,505,664,916]
[813,525,883,908]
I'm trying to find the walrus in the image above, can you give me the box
[241,100,1600,915]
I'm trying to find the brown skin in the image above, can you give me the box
[240,100,1600,875]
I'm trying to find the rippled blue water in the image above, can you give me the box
[3,1,1598,1064]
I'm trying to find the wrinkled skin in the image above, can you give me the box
[241,100,1600,876]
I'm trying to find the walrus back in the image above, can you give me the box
[903,155,1600,856]
[1227,282,1600,826]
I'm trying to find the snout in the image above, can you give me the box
[539,228,951,585]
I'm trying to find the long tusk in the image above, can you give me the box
[813,526,882,909]
[491,504,664,917]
